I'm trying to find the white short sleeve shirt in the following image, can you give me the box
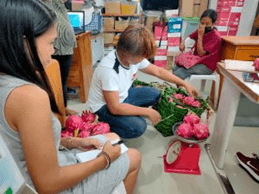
[88,50,150,113]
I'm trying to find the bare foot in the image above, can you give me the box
[65,108,78,116]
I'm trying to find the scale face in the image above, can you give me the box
[166,140,182,164]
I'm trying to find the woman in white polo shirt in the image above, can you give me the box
[88,25,198,139]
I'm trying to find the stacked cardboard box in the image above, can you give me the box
[179,0,208,18]
[153,24,168,69]
[167,17,182,57]
[215,0,245,36]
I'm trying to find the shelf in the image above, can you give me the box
[102,13,141,17]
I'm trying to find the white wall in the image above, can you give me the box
[208,0,259,36]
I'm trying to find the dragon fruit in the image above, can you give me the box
[254,58,259,71]
[173,93,184,100]
[183,114,200,126]
[81,122,96,131]
[61,130,73,138]
[65,115,84,132]
[169,97,174,103]
[183,96,195,106]
[191,100,201,108]
[177,123,193,138]
[193,123,209,140]
[81,110,96,123]
[79,130,91,138]
[91,122,110,136]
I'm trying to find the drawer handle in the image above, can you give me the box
[250,55,259,58]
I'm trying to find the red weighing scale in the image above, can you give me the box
[163,122,209,175]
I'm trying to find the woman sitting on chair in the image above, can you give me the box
[173,9,222,80]
[0,0,141,193]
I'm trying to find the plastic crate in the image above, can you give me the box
[85,12,103,35]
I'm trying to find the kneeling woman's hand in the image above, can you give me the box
[184,83,199,97]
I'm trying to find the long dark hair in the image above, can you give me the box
[0,0,59,113]
[200,9,217,24]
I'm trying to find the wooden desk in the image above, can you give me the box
[216,36,259,107]
[67,31,92,103]
[210,62,259,169]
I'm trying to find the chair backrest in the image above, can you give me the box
[0,133,38,194]
[45,59,66,128]
[184,37,195,51]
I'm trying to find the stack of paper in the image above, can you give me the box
[76,139,128,163]
[224,60,256,72]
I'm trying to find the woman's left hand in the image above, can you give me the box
[184,83,199,97]
[75,138,103,151]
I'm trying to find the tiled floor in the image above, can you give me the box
[67,70,259,194]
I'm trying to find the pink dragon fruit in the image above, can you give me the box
[193,123,209,140]
[191,100,201,108]
[91,122,110,136]
[173,93,184,100]
[61,130,73,138]
[177,123,193,139]
[169,97,174,103]
[81,110,96,123]
[79,130,91,138]
[81,122,96,131]
[254,58,259,71]
[183,114,200,126]
[65,115,84,132]
[183,96,195,106]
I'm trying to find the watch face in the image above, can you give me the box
[166,140,182,164]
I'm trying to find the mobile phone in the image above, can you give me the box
[242,72,259,83]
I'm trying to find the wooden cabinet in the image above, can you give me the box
[220,36,259,61]
[67,31,92,103]
[216,36,259,108]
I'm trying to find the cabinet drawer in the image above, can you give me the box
[235,49,259,61]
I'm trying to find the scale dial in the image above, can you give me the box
[166,140,182,164]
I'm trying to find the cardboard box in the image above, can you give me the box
[103,17,115,31]
[199,0,208,16]
[228,26,238,36]
[215,20,228,26]
[165,9,179,17]
[156,40,168,47]
[229,12,241,23]
[71,0,84,11]
[179,0,193,17]
[115,18,130,31]
[104,33,115,44]
[167,17,182,33]
[216,26,228,36]
[193,0,201,4]
[154,56,167,69]
[156,46,168,56]
[193,4,200,17]
[217,11,231,21]
[228,20,240,26]
[236,0,245,7]
[154,25,168,40]
[105,1,121,14]
[168,33,181,46]
[121,1,137,14]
